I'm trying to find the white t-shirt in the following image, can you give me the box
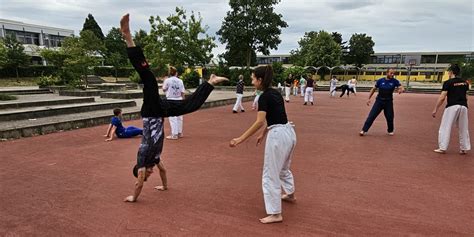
[163,76,185,100]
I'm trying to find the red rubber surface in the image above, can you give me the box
[1,92,473,236]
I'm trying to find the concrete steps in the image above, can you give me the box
[0,88,52,95]
[0,96,95,110]
[0,99,136,121]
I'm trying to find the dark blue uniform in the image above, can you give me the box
[362,77,401,133]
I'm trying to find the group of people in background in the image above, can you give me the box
[112,14,470,225]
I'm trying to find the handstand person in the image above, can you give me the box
[120,14,228,202]
[230,65,297,224]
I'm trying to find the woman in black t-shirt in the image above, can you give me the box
[229,65,297,224]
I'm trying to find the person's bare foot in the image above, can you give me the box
[281,193,296,203]
[208,74,228,86]
[154,185,168,191]
[120,14,131,37]
[259,214,283,224]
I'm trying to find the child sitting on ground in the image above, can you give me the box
[104,108,143,141]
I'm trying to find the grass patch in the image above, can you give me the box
[0,77,39,87]
[0,94,17,101]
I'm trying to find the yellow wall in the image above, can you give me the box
[184,67,203,77]
[322,71,448,82]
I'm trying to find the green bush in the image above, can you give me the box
[129,71,141,84]
[181,70,200,88]
[37,75,61,87]
[0,94,17,101]
[93,67,135,77]
[0,66,58,78]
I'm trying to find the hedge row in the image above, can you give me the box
[0,66,135,78]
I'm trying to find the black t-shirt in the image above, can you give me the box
[442,77,469,108]
[285,78,292,87]
[306,78,314,88]
[258,88,288,126]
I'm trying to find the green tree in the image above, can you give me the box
[332,31,348,64]
[62,30,105,88]
[82,13,105,41]
[146,7,216,70]
[133,29,149,49]
[104,27,128,80]
[0,40,7,66]
[221,46,256,66]
[290,30,341,67]
[346,33,375,68]
[1,36,31,79]
[217,0,288,67]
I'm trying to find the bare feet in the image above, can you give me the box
[259,214,283,224]
[281,193,296,203]
[208,74,228,86]
[120,14,135,47]
[120,14,131,37]
[154,185,168,191]
[434,148,446,154]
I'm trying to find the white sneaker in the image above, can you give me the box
[166,135,178,140]
[359,131,366,136]
[388,132,394,136]
[434,148,446,154]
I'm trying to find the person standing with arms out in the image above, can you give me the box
[360,68,405,136]
[329,76,338,97]
[163,66,185,140]
[230,65,297,224]
[304,75,314,105]
[232,75,245,113]
[284,74,292,102]
[432,64,471,154]
[299,75,307,97]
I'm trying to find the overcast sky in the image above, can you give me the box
[1,0,472,57]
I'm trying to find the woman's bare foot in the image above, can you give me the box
[208,74,228,86]
[154,185,168,191]
[259,214,283,224]
[281,193,296,203]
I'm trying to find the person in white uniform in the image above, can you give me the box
[230,65,297,224]
[299,76,307,97]
[163,66,185,140]
[232,75,246,113]
[329,76,338,97]
[432,64,471,154]
[349,76,358,95]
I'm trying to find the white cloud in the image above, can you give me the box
[0,0,472,56]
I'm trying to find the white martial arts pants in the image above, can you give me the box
[169,116,183,136]
[300,85,306,97]
[284,87,291,101]
[233,93,244,111]
[438,105,471,151]
[304,87,314,103]
[253,94,261,109]
[263,122,297,214]
[330,85,337,97]
[293,87,298,96]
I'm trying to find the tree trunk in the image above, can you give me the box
[16,67,19,83]
[246,49,251,67]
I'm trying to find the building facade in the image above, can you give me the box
[0,19,74,64]
[256,51,473,81]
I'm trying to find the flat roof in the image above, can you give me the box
[0,18,74,35]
